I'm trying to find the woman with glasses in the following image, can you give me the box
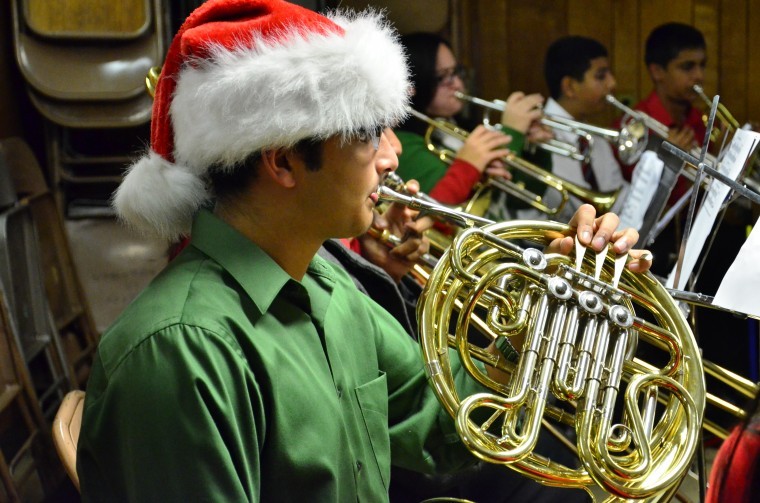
[396,32,552,221]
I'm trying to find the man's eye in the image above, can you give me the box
[356,127,382,148]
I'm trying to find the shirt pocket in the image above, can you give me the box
[354,371,390,489]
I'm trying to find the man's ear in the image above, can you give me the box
[648,63,665,84]
[259,148,297,188]
[560,76,577,99]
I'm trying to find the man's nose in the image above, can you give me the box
[607,74,617,93]
[376,132,398,175]
[693,65,705,83]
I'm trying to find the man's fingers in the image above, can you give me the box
[627,249,653,273]
[591,212,620,251]
[567,204,597,245]
[610,227,639,254]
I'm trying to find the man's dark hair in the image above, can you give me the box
[397,32,454,135]
[544,36,608,100]
[207,137,323,202]
[645,22,705,68]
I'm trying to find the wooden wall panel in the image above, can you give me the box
[749,0,760,128]
[567,0,613,43]
[718,0,748,121]
[694,0,720,99]
[612,0,641,107]
[470,0,511,101]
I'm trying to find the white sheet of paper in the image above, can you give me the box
[667,129,760,290]
[713,216,760,317]
[618,151,663,231]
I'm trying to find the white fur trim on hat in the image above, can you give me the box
[113,151,209,239]
[170,9,410,172]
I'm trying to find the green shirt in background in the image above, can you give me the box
[78,209,479,502]
[395,126,553,220]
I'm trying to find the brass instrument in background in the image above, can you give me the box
[382,185,706,500]
[455,91,589,163]
[146,65,161,98]
[455,91,649,165]
[605,94,721,182]
[693,84,741,142]
[409,108,619,217]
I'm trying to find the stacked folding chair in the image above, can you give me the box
[10,0,168,217]
[0,149,72,425]
[1,137,101,392]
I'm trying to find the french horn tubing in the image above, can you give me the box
[377,184,705,501]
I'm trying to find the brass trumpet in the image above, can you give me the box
[605,94,720,181]
[455,91,648,165]
[409,108,619,217]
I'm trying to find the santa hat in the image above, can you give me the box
[113,0,410,239]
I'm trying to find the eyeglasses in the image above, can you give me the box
[435,64,466,87]
[356,126,384,150]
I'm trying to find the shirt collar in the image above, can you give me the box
[545,97,572,119]
[188,209,335,315]
[544,98,579,142]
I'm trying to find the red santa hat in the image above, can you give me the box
[114,0,410,239]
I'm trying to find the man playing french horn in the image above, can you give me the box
[76,1,666,501]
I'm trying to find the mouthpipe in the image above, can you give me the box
[377,186,494,227]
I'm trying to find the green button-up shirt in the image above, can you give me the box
[78,209,477,502]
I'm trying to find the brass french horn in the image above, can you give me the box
[403,198,705,500]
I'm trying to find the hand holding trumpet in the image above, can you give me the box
[499,91,545,133]
[455,125,514,180]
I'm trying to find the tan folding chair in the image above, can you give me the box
[52,390,85,492]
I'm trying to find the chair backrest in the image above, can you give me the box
[52,390,85,492]
[0,202,72,417]
[22,0,152,40]
[0,137,48,199]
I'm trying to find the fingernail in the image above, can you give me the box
[628,262,641,272]
[582,230,592,242]
[640,251,653,262]
[615,238,629,252]
[593,236,605,249]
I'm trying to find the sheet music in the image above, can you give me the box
[618,151,663,231]
[667,129,760,289]
[713,216,760,317]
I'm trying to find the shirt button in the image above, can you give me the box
[356,461,362,472]
[336,387,342,398]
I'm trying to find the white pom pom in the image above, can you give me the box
[113,151,208,240]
